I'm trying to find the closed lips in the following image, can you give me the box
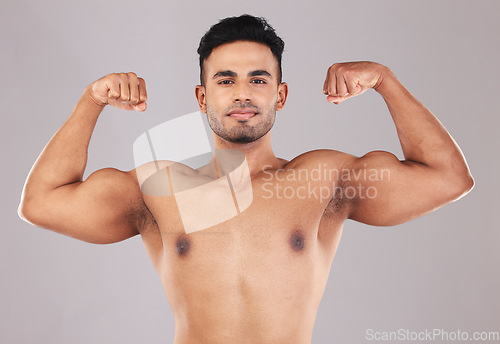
[228,109,257,119]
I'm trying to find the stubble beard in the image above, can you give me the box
[206,101,277,144]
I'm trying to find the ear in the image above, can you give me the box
[195,85,207,113]
[276,82,288,111]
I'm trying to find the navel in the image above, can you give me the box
[290,231,305,252]
[175,235,191,256]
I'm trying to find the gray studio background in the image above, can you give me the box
[1,0,498,343]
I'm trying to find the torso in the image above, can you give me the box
[136,151,349,344]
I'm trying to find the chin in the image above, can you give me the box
[230,136,257,144]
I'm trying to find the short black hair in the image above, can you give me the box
[197,14,285,86]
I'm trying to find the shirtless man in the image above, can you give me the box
[18,15,474,344]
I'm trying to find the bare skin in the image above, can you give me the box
[19,41,473,343]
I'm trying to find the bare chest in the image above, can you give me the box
[138,171,345,329]
[141,173,344,268]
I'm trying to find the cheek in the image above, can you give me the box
[258,87,278,101]
[205,89,228,107]
[262,92,279,108]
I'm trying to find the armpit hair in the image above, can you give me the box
[126,198,158,233]
[323,178,357,218]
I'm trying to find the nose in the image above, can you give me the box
[232,82,252,103]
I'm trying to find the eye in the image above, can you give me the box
[218,80,234,85]
[251,79,266,84]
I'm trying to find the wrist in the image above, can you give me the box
[373,66,398,97]
[84,84,107,108]
[73,86,107,119]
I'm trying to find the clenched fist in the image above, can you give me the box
[87,72,147,111]
[323,61,387,104]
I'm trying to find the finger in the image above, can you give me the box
[324,65,338,96]
[323,68,331,95]
[106,74,121,100]
[127,72,140,104]
[323,68,332,95]
[326,95,344,104]
[336,72,348,97]
[323,76,329,95]
[132,78,147,112]
[119,73,130,102]
[327,70,337,96]
[138,78,147,103]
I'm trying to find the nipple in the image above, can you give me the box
[176,235,191,256]
[290,231,305,252]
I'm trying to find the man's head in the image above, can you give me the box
[197,14,285,86]
[195,15,288,144]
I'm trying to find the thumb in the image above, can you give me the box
[326,95,344,104]
[353,84,363,95]
[133,102,147,112]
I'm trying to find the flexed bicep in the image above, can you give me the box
[345,151,471,226]
[21,168,145,244]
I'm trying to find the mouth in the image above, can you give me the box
[228,109,258,120]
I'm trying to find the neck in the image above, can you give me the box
[212,132,284,176]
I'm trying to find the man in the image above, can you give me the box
[19,14,473,344]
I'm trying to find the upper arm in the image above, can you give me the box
[20,168,148,244]
[344,150,473,226]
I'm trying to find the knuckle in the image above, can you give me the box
[106,73,117,82]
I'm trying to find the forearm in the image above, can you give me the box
[22,86,105,200]
[375,68,470,175]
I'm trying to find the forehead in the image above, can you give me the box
[205,41,278,77]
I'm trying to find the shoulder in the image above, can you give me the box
[132,160,176,185]
[284,149,354,171]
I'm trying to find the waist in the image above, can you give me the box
[173,306,315,344]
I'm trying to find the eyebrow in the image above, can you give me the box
[212,70,272,79]
[249,70,272,78]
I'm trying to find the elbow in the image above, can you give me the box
[18,195,44,227]
[461,172,475,196]
[18,199,37,225]
[464,172,475,192]
[438,153,475,201]
[18,182,51,227]
[18,183,38,225]
[449,171,475,201]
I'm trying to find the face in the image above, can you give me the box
[195,41,288,144]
